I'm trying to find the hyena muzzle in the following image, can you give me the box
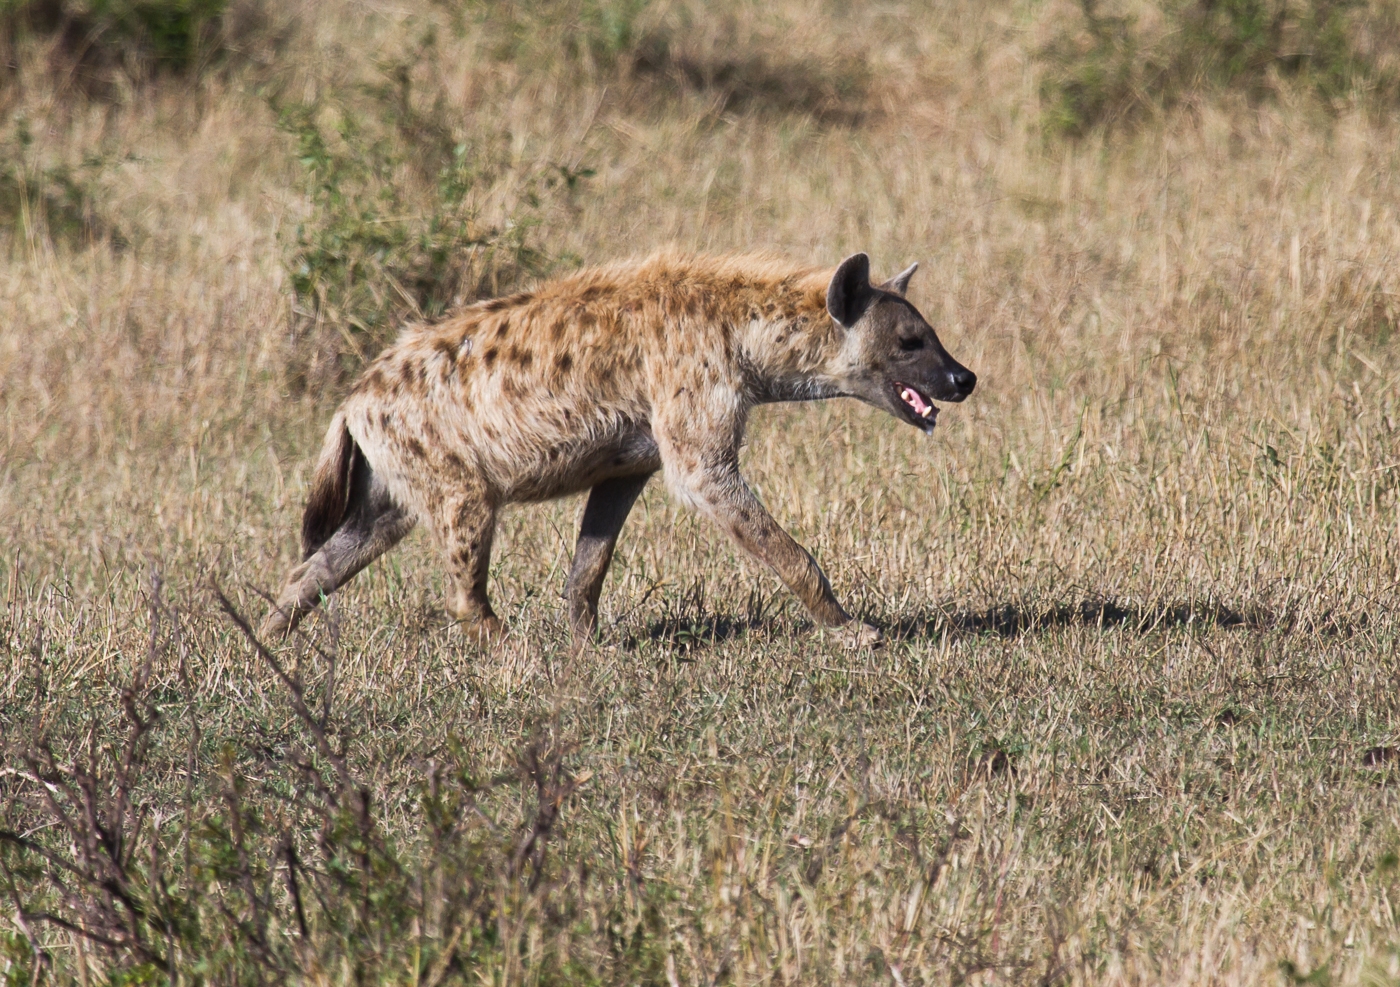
[260,250,976,648]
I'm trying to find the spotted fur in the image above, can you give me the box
[260,249,976,648]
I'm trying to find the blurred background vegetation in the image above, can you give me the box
[4,0,1400,983]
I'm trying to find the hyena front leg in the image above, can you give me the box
[656,413,881,648]
[566,471,654,648]
[699,472,881,648]
[424,480,503,642]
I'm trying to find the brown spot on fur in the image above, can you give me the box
[556,353,573,372]
[405,437,427,458]
[484,347,498,367]
[495,319,510,339]
[433,337,457,361]
[481,292,533,312]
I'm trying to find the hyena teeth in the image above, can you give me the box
[900,385,934,418]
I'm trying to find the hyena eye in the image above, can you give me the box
[899,336,925,352]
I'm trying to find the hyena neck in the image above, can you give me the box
[736,281,847,404]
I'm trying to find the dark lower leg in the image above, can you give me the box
[261,504,414,638]
[566,472,652,645]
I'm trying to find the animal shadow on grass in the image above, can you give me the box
[632,593,1378,651]
[621,580,779,654]
[288,592,1356,654]
[890,598,1270,643]
[633,613,750,654]
[633,598,1262,655]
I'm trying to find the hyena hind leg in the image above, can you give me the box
[566,472,653,648]
[260,461,415,639]
[429,486,504,643]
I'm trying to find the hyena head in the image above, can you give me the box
[825,252,976,433]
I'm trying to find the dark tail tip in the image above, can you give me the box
[300,416,358,559]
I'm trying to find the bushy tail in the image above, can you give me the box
[300,411,359,559]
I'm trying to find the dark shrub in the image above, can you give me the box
[1041,0,1391,136]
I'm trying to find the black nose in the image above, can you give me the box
[950,367,977,395]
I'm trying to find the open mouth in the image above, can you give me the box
[894,381,938,431]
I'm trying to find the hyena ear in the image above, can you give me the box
[826,252,873,328]
[881,262,919,297]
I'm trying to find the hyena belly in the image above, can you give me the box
[499,424,661,504]
[340,367,658,515]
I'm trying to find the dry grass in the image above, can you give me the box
[3,0,1400,983]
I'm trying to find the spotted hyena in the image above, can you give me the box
[260,250,976,648]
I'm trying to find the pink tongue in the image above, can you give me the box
[901,386,932,416]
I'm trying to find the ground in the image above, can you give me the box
[2,1,1399,983]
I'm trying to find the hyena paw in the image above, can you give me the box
[458,615,506,646]
[257,607,296,641]
[835,621,883,650]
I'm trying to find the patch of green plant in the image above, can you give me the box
[0,117,123,250]
[1279,957,1334,985]
[0,0,242,84]
[275,32,585,375]
[456,0,868,124]
[0,928,39,987]
[457,0,667,74]
[1040,0,1390,137]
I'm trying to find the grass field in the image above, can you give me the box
[3,0,1400,983]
